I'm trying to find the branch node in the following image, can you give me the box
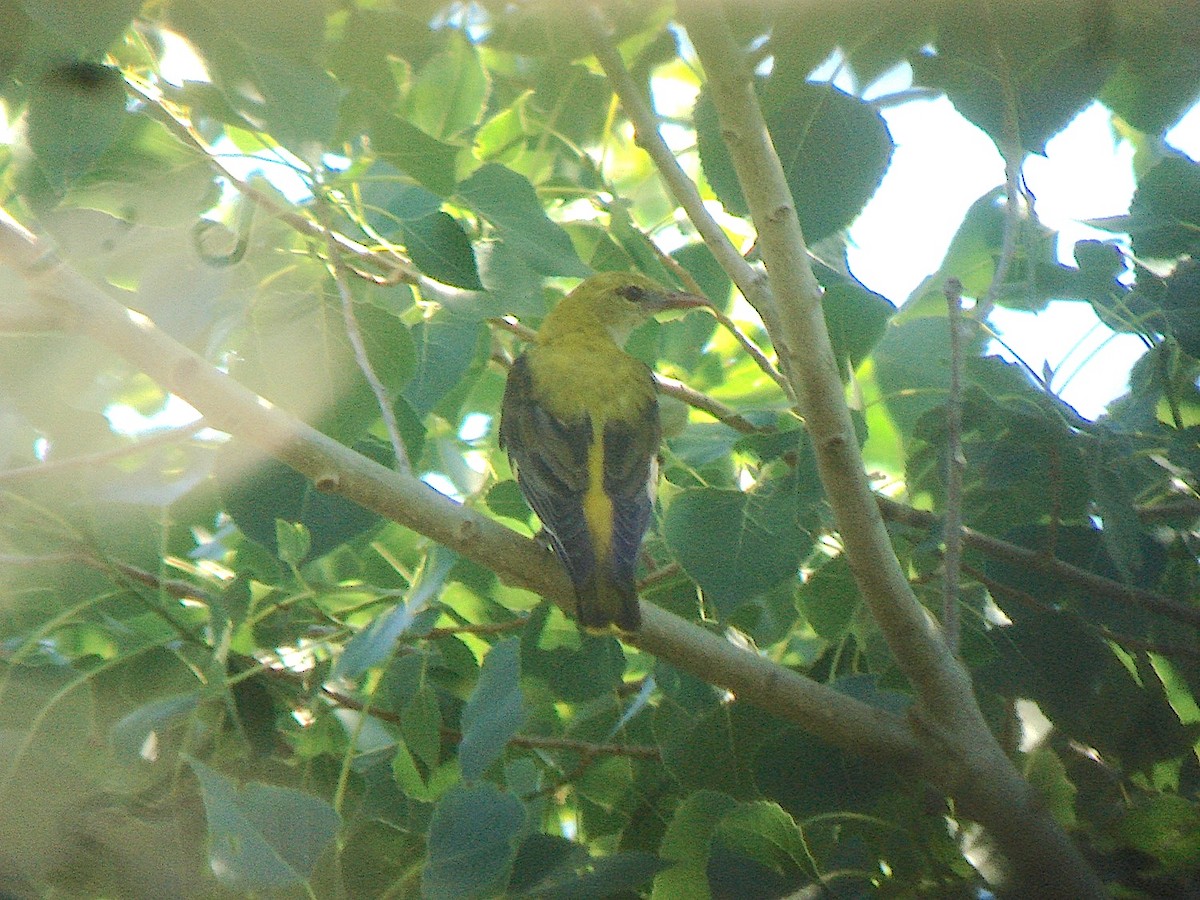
[767,204,794,224]
[456,517,480,546]
[171,354,202,390]
[314,472,340,493]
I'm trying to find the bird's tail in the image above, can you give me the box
[576,571,642,633]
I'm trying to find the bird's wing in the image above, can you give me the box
[499,355,596,586]
[601,394,660,586]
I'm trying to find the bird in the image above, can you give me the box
[499,272,705,632]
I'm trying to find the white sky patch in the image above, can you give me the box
[105,394,201,434]
[459,412,492,442]
[422,472,464,501]
[848,94,1005,303]
[847,88,1200,420]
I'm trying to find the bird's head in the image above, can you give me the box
[540,271,708,346]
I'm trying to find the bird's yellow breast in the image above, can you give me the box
[524,334,655,426]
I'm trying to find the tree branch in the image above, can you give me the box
[943,278,967,654]
[582,5,787,359]
[879,495,1200,630]
[675,6,1104,895]
[318,685,662,761]
[677,1,970,730]
[0,207,930,779]
[315,192,411,474]
[0,421,207,484]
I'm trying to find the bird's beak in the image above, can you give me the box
[652,290,709,313]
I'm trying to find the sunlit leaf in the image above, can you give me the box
[188,758,340,890]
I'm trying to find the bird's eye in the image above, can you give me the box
[617,284,647,304]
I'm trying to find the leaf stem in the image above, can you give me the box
[942,277,966,654]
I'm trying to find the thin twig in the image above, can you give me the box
[581,5,781,337]
[975,89,1025,319]
[704,303,796,404]
[319,685,661,759]
[877,495,1200,629]
[488,315,766,434]
[943,277,966,654]
[650,228,796,403]
[424,619,527,639]
[964,563,1200,663]
[126,77,420,286]
[0,420,208,485]
[315,191,411,474]
[0,551,217,604]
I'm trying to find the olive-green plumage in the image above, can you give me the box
[499,272,702,631]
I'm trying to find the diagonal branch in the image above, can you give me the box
[942,278,968,654]
[676,2,969,728]
[878,495,1200,630]
[315,192,411,474]
[0,206,930,779]
[581,6,787,359]
[674,5,1104,896]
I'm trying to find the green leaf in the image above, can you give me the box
[519,603,626,702]
[755,726,896,818]
[164,0,338,150]
[476,238,549,319]
[370,115,461,197]
[402,211,484,289]
[404,684,444,773]
[187,757,340,891]
[109,691,200,762]
[1118,794,1200,873]
[651,790,737,900]
[487,479,533,522]
[458,637,526,781]
[217,442,385,561]
[654,702,741,796]
[24,63,127,187]
[403,315,488,417]
[422,783,527,900]
[913,0,1114,155]
[511,835,665,898]
[21,0,137,57]
[334,545,457,679]
[393,739,436,801]
[274,519,311,567]
[981,611,1197,769]
[456,164,591,277]
[820,273,894,373]
[696,81,893,243]
[1024,747,1078,830]
[873,316,952,439]
[798,555,861,640]
[1086,437,1148,583]
[768,1,929,90]
[1126,153,1200,260]
[233,273,415,443]
[1100,0,1200,134]
[663,470,809,609]
[716,801,807,876]
[407,31,490,140]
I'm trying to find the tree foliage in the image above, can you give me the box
[1,1,1199,897]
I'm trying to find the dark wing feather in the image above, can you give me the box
[600,394,660,589]
[499,355,596,588]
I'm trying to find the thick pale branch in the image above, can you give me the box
[0,208,927,775]
[677,2,972,729]
[676,7,1104,895]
